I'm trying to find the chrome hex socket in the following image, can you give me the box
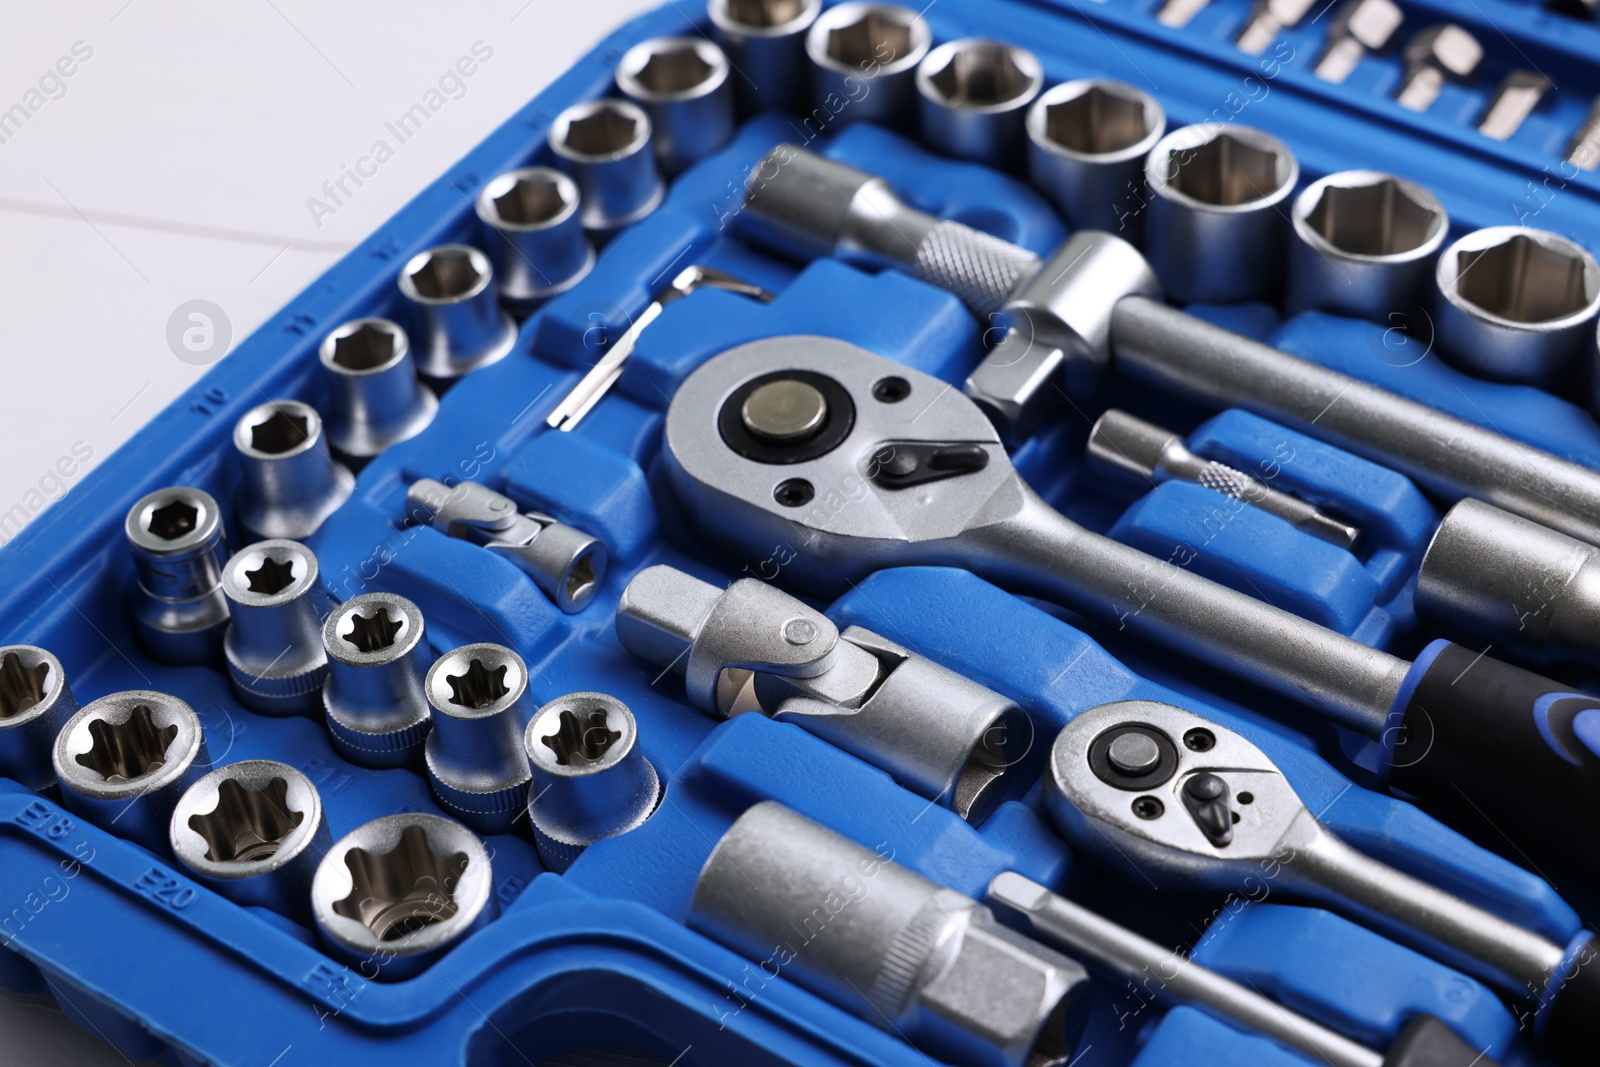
[1434,226,1600,389]
[221,540,331,716]
[1026,79,1166,237]
[550,99,665,235]
[524,692,659,872]
[915,38,1042,165]
[123,486,231,666]
[709,0,821,113]
[169,760,331,922]
[322,593,431,769]
[423,644,533,835]
[52,690,210,854]
[1287,170,1448,320]
[474,168,594,314]
[310,813,497,981]
[316,318,438,465]
[1144,122,1299,305]
[616,37,735,175]
[232,400,355,543]
[805,2,930,128]
[398,244,518,382]
[0,645,80,791]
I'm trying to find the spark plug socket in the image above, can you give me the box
[524,692,660,872]
[53,690,210,854]
[322,592,431,768]
[0,645,80,791]
[398,244,518,382]
[232,400,354,543]
[221,539,332,716]
[550,99,664,235]
[474,167,594,313]
[616,37,735,175]
[317,317,438,465]
[423,643,533,834]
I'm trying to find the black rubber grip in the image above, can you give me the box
[1388,642,1600,879]
[1382,1014,1502,1067]
[1540,935,1600,1064]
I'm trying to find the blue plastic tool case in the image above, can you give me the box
[5,0,1600,1063]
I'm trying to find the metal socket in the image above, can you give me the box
[616,37,735,175]
[310,812,497,980]
[52,690,210,853]
[804,2,930,128]
[232,400,354,543]
[549,99,664,235]
[317,318,438,464]
[423,643,533,834]
[1418,498,1600,664]
[474,168,594,313]
[221,539,331,716]
[322,593,431,769]
[915,39,1042,165]
[524,692,659,872]
[169,760,331,922]
[0,646,80,791]
[708,0,821,113]
[123,485,231,665]
[1026,79,1166,237]
[689,802,1089,1067]
[398,244,518,381]
[1143,123,1299,304]
[1434,226,1600,388]
[1287,170,1449,320]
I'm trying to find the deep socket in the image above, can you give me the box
[708,0,821,113]
[123,485,231,665]
[615,37,735,175]
[316,317,438,464]
[232,400,354,543]
[804,3,929,128]
[1026,79,1165,237]
[549,98,664,235]
[397,244,517,381]
[474,167,594,313]
[0,645,80,791]
[322,592,431,768]
[221,539,332,716]
[423,643,533,834]
[915,38,1042,165]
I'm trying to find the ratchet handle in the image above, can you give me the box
[1382,1015,1503,1067]
[1540,934,1600,1063]
[1387,641,1600,876]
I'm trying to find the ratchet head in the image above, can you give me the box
[1043,700,1310,893]
[662,335,1028,593]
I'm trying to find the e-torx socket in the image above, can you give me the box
[663,334,1600,878]
[0,645,79,791]
[738,145,1600,549]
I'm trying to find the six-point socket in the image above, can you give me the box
[317,317,438,465]
[524,692,659,872]
[169,759,331,922]
[322,592,432,768]
[424,643,534,834]
[708,0,821,113]
[550,99,664,235]
[0,645,80,791]
[310,812,497,980]
[123,486,232,665]
[615,37,735,175]
[398,244,518,382]
[805,2,930,127]
[1026,79,1166,237]
[221,539,332,716]
[232,400,354,543]
[475,168,595,313]
[52,690,210,854]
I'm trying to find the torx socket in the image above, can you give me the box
[1026,79,1166,238]
[1434,226,1600,388]
[0,645,80,791]
[123,485,231,665]
[549,98,664,235]
[615,37,735,175]
[321,592,431,769]
[1086,409,1361,550]
[316,318,438,465]
[169,760,331,923]
[708,0,821,113]
[310,812,497,981]
[397,244,518,381]
[1418,498,1600,665]
[1143,122,1298,305]
[689,802,1090,1067]
[221,539,332,716]
[52,690,210,854]
[232,400,355,543]
[423,643,533,835]
[474,168,594,314]
[915,38,1042,166]
[524,692,658,872]
[1287,170,1448,320]
[804,3,929,128]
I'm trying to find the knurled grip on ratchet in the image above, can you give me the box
[739,144,1600,549]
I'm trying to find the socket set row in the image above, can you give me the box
[6,0,1600,1065]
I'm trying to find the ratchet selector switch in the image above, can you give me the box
[1180,771,1233,848]
[869,442,988,489]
